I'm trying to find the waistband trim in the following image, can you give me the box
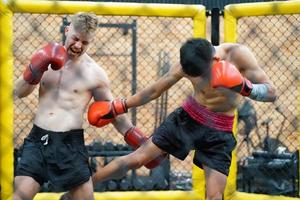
[181,96,234,132]
[28,124,84,144]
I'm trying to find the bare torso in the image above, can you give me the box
[34,53,106,131]
[187,44,242,116]
[191,79,240,115]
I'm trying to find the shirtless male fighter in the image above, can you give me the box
[87,38,277,200]
[13,12,163,200]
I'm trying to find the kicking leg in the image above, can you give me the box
[92,138,165,183]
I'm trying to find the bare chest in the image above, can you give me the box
[191,78,239,113]
[40,67,97,96]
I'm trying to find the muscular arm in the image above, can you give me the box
[228,44,277,102]
[14,75,36,99]
[92,68,133,135]
[14,42,66,99]
[126,62,184,108]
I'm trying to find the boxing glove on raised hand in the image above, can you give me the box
[23,42,67,85]
[211,60,253,96]
[87,99,127,128]
[124,127,167,169]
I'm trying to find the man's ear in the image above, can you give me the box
[213,56,221,62]
[65,26,69,34]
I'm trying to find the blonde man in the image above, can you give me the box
[13,12,134,200]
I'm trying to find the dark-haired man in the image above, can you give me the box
[88,38,277,200]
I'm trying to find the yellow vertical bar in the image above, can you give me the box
[223,6,238,200]
[193,5,206,38]
[192,163,205,200]
[224,112,238,200]
[0,1,14,200]
[191,6,206,200]
[224,7,237,43]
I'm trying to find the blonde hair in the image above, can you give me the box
[70,12,98,34]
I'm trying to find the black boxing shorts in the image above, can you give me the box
[152,97,236,176]
[16,124,92,191]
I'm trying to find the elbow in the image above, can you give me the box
[150,88,163,100]
[13,90,23,99]
[151,92,161,101]
[14,90,28,99]
[140,90,161,105]
[268,85,277,102]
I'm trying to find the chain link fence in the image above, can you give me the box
[235,14,300,197]
[13,13,195,192]
[11,2,300,197]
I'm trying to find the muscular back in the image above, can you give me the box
[34,53,107,131]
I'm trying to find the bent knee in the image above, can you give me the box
[121,152,148,169]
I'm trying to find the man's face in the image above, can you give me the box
[64,25,93,60]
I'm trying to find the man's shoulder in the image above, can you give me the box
[79,54,107,78]
[83,54,98,66]
[216,43,241,51]
[82,55,103,71]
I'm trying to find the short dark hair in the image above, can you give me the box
[180,38,215,77]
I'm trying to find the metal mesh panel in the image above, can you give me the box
[235,14,300,197]
[13,13,194,191]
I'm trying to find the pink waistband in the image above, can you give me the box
[181,96,234,132]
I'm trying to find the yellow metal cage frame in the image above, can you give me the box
[0,1,206,199]
[224,1,300,200]
[2,1,300,200]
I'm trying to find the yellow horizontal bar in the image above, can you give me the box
[8,0,204,18]
[225,1,300,18]
[231,191,299,200]
[34,191,201,200]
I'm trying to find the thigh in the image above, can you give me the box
[152,108,192,160]
[13,176,40,200]
[194,131,236,176]
[47,142,91,191]
[69,177,94,200]
[16,138,46,186]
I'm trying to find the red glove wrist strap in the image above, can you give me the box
[113,99,128,114]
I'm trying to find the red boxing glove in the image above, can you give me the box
[124,126,147,148]
[124,127,167,169]
[211,60,253,96]
[87,101,115,127]
[87,99,127,127]
[23,42,67,85]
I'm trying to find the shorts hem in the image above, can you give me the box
[152,137,186,161]
[15,171,44,186]
[64,176,91,191]
[194,159,229,176]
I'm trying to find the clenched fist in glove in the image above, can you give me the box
[211,60,253,96]
[23,42,67,85]
[87,99,127,127]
